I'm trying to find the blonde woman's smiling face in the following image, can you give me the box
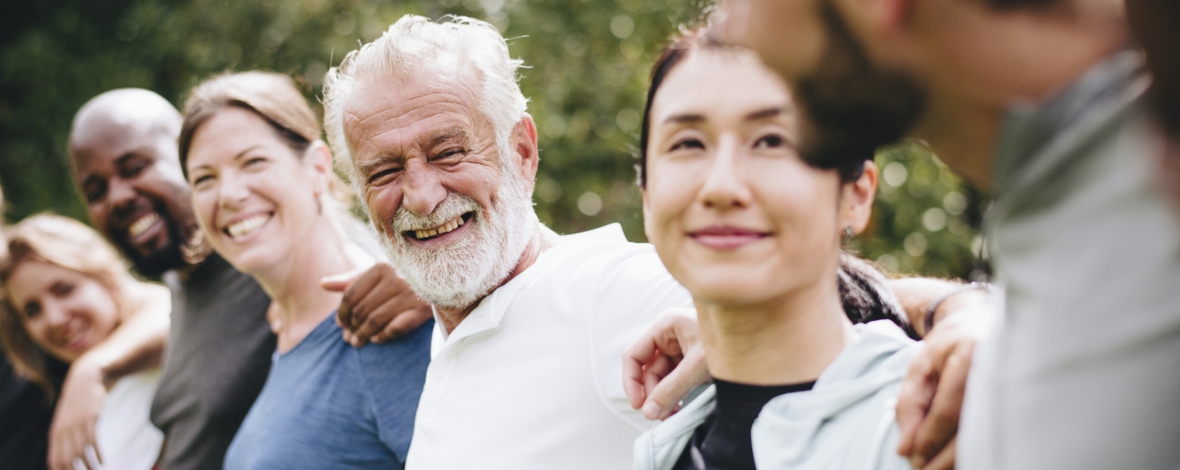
[643,48,852,308]
[6,260,120,362]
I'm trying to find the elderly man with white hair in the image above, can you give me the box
[323,16,692,469]
[322,14,977,469]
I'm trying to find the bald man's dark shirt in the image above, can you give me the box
[151,253,274,470]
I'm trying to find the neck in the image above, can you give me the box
[910,1,1128,187]
[252,221,367,352]
[434,223,559,334]
[697,276,858,385]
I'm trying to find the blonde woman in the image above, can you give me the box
[0,214,167,470]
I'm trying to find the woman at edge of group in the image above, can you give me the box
[633,31,919,470]
[0,214,167,470]
[177,71,432,469]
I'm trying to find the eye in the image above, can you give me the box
[754,134,787,149]
[244,156,268,168]
[669,138,704,151]
[191,174,214,188]
[119,156,151,178]
[432,148,465,162]
[368,167,401,187]
[50,281,75,298]
[84,184,107,204]
[22,301,41,319]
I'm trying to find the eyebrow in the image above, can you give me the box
[662,114,705,125]
[745,107,785,121]
[661,106,789,126]
[429,128,471,148]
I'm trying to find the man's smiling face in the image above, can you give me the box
[342,75,536,310]
[70,110,196,278]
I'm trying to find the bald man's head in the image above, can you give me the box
[69,89,197,277]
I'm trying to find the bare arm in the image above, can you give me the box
[49,282,170,470]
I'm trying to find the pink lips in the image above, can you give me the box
[689,225,769,250]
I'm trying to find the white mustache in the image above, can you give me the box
[391,193,481,233]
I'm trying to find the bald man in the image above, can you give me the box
[64,89,432,470]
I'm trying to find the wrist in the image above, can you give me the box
[922,282,993,336]
[72,349,116,389]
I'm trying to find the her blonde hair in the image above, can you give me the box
[0,214,137,398]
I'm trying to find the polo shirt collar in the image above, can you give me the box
[431,223,628,354]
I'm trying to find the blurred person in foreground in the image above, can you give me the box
[1,214,168,470]
[322,14,978,468]
[633,32,919,470]
[0,184,61,470]
[179,71,431,469]
[702,0,1180,468]
[66,88,432,470]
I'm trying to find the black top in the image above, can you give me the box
[150,253,275,470]
[674,379,816,470]
[0,355,65,470]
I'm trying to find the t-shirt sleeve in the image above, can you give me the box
[581,244,694,432]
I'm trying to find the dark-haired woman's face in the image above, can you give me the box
[643,49,874,307]
[6,260,119,362]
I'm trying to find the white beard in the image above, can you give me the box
[376,173,537,311]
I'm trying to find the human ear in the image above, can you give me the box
[306,141,334,198]
[510,114,540,194]
[839,160,878,234]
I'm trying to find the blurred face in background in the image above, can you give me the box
[342,76,536,310]
[719,0,926,171]
[186,106,332,277]
[71,118,196,277]
[643,48,874,306]
[5,260,120,363]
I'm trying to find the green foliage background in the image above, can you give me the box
[0,0,985,280]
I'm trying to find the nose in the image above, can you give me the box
[41,300,71,331]
[108,178,139,214]
[699,136,752,210]
[217,172,251,209]
[399,160,448,217]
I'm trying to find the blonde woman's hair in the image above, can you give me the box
[0,214,137,399]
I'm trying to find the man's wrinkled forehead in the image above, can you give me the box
[343,75,485,149]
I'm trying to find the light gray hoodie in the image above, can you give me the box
[633,320,920,470]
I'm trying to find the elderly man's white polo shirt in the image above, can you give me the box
[404,224,692,469]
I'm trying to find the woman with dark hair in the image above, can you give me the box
[632,31,917,470]
[179,71,431,470]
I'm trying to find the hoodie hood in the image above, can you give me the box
[752,320,919,469]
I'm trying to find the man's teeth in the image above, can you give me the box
[128,213,159,238]
[413,217,464,240]
[226,214,272,239]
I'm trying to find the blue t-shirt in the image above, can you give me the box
[224,313,432,470]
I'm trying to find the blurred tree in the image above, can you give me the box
[0,0,983,279]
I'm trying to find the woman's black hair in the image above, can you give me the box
[838,254,918,339]
[637,29,867,186]
[639,27,917,339]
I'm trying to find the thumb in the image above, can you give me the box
[321,266,366,292]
